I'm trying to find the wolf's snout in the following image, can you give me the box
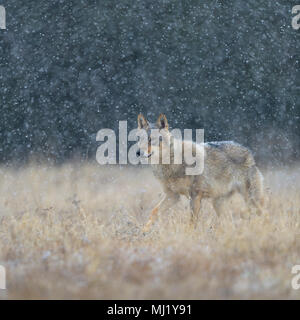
[136,149,152,158]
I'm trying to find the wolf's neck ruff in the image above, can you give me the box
[151,137,201,179]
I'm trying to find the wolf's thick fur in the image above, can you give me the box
[137,114,265,231]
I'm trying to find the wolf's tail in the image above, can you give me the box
[244,152,256,168]
[247,165,265,208]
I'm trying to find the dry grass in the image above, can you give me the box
[0,162,300,299]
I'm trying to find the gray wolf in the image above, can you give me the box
[137,114,265,232]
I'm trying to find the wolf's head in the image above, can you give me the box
[136,113,171,160]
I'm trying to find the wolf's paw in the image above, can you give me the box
[142,225,150,233]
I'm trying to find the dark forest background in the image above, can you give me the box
[0,0,299,166]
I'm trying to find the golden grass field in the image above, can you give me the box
[0,162,300,299]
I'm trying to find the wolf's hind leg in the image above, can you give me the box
[142,191,180,232]
[212,196,228,217]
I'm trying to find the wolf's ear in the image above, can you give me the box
[156,114,169,130]
[137,113,149,129]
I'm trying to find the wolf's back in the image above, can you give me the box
[205,141,255,168]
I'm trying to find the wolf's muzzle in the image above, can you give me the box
[136,150,153,158]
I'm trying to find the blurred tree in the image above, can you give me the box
[0,0,299,165]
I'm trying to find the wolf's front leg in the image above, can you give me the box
[190,192,202,227]
[142,191,180,232]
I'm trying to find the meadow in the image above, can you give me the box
[0,162,300,299]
